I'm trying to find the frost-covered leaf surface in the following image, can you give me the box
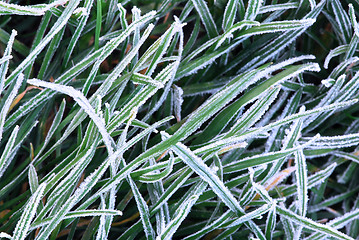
[0,0,359,239]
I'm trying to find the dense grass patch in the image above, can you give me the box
[1,0,359,239]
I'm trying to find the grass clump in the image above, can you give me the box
[1,0,359,239]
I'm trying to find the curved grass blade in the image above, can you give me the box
[0,1,67,16]
[27,79,114,155]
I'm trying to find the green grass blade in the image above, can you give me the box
[0,125,19,178]
[128,178,156,240]
[0,73,23,143]
[28,164,39,194]
[0,29,16,94]
[190,0,218,38]
[12,183,46,240]
[5,0,81,87]
[277,205,353,240]
[244,0,263,21]
[0,1,67,16]
[222,0,237,31]
[28,79,114,154]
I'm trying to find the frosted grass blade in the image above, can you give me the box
[157,195,199,240]
[0,73,23,144]
[96,196,106,240]
[0,29,29,56]
[0,233,11,239]
[308,189,359,214]
[27,79,114,155]
[105,0,118,29]
[34,148,125,240]
[231,0,325,73]
[160,180,208,239]
[0,0,67,16]
[37,27,65,79]
[197,58,319,143]
[306,208,359,240]
[349,4,359,37]
[162,133,265,239]
[215,20,259,49]
[131,73,164,88]
[73,116,173,211]
[140,18,183,77]
[0,29,16,95]
[128,178,156,240]
[223,144,306,174]
[265,203,277,240]
[181,36,219,64]
[249,99,357,139]
[12,183,46,240]
[5,0,81,87]
[259,3,298,14]
[235,19,316,40]
[173,85,183,122]
[169,171,208,212]
[244,0,263,21]
[162,132,245,215]
[344,34,359,60]
[30,209,122,230]
[0,125,19,178]
[327,57,359,79]
[182,18,200,57]
[82,10,156,95]
[225,86,280,137]
[1,120,39,182]
[191,0,218,38]
[294,148,308,217]
[222,0,237,31]
[97,23,154,98]
[302,132,359,149]
[281,163,337,197]
[0,56,12,64]
[183,211,233,240]
[331,0,352,43]
[107,63,177,133]
[333,151,359,164]
[277,205,353,240]
[63,0,94,67]
[48,23,155,153]
[141,23,184,122]
[28,164,39,194]
[35,145,96,221]
[33,98,66,162]
[139,152,175,183]
[224,203,272,228]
